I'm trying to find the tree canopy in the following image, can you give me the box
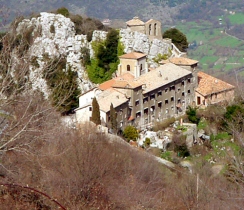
[44,57,80,115]
[87,29,124,84]
[123,125,139,141]
[110,103,117,132]
[91,97,101,125]
[163,28,189,52]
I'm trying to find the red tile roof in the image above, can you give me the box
[98,79,116,91]
[196,71,235,96]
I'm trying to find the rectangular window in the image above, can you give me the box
[182,100,185,107]
[178,98,181,103]
[143,97,148,103]
[170,86,175,91]
[181,81,185,86]
[89,107,92,111]
[136,112,141,118]
[157,91,162,96]
[165,88,168,93]
[150,94,155,100]
[171,97,174,102]
[178,88,181,92]
[188,78,191,83]
[188,89,191,94]
[165,99,168,104]
[182,92,185,96]
[135,100,139,106]
[120,121,123,127]
[158,102,162,109]
[165,109,169,114]
[144,108,148,115]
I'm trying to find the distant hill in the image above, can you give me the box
[1,0,242,31]
[1,0,244,80]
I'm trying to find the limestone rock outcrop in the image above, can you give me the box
[119,29,172,62]
[14,12,174,96]
[17,12,92,96]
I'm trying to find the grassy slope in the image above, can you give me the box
[171,12,244,78]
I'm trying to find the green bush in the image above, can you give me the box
[161,151,172,161]
[153,53,169,63]
[123,125,139,142]
[56,7,69,17]
[186,106,200,124]
[144,137,151,147]
[172,133,190,157]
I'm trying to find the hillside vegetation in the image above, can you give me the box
[172,12,244,80]
[1,5,244,209]
[2,0,244,30]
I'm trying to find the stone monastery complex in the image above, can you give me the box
[75,17,235,131]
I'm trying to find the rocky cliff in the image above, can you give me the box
[15,12,173,95]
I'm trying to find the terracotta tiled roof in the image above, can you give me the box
[116,72,135,81]
[97,88,129,112]
[98,79,116,91]
[136,63,192,94]
[119,52,147,59]
[98,72,140,91]
[112,80,142,89]
[126,17,145,26]
[159,57,198,66]
[196,71,235,96]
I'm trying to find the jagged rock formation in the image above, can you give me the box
[14,12,174,96]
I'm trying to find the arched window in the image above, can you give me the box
[127,65,130,71]
[149,24,152,35]
[154,23,157,36]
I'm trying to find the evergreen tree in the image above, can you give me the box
[110,103,117,132]
[96,29,119,72]
[44,57,80,115]
[91,97,101,125]
[163,28,189,52]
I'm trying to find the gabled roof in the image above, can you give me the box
[97,88,129,112]
[98,79,116,91]
[126,17,145,26]
[159,57,198,66]
[145,19,160,24]
[112,80,142,89]
[136,63,192,94]
[98,72,141,91]
[119,52,147,59]
[196,71,235,96]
